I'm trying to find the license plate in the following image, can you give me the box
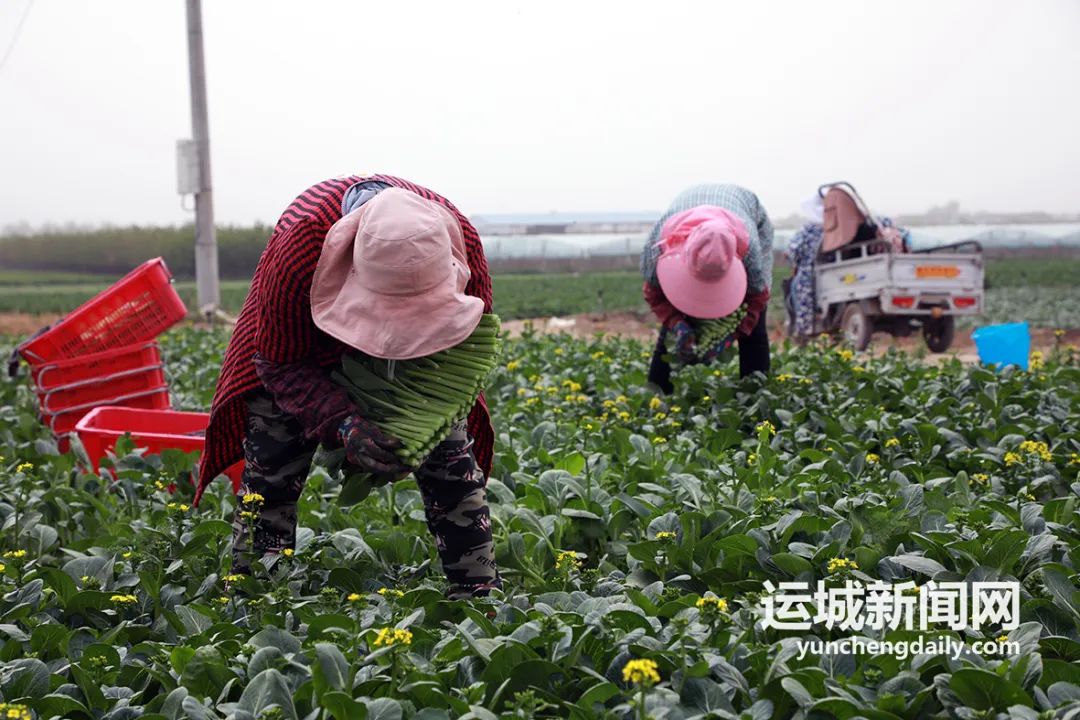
[916,265,960,279]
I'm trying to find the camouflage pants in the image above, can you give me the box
[232,390,501,598]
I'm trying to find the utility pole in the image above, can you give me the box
[185,0,219,317]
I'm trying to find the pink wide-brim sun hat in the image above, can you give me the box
[655,206,750,319]
[310,188,484,360]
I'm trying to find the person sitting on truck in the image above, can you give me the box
[787,201,911,339]
[640,184,773,394]
[193,175,501,600]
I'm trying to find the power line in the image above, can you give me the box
[0,0,35,75]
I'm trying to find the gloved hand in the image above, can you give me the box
[671,319,698,364]
[338,415,412,478]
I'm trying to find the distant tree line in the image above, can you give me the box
[0,224,274,278]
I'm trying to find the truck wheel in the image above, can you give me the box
[923,316,955,353]
[840,303,872,351]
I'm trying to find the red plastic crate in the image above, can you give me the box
[75,407,243,491]
[47,387,172,439]
[34,342,166,413]
[17,258,187,368]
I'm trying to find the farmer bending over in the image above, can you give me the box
[194,175,500,599]
[641,184,773,394]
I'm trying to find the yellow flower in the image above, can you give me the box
[2,550,26,559]
[827,557,858,573]
[972,473,989,485]
[852,365,866,373]
[591,351,605,360]
[654,412,667,421]
[110,594,138,605]
[525,397,540,406]
[242,492,265,506]
[555,550,582,571]
[865,453,880,464]
[777,373,792,383]
[755,420,776,436]
[223,574,244,583]
[747,452,757,465]
[618,411,631,421]
[885,438,900,448]
[239,510,258,521]
[622,658,660,686]
[378,588,405,598]
[0,703,32,720]
[214,596,230,605]
[0,563,5,574]
[122,551,133,559]
[712,369,721,377]
[583,423,594,431]
[516,388,527,397]
[996,634,1010,644]
[528,374,540,383]
[347,592,362,602]
[372,627,413,647]
[15,462,33,473]
[545,386,558,395]
[1004,452,1022,466]
[763,495,779,503]
[836,349,855,362]
[1025,493,1036,502]
[1069,453,1080,467]
[282,548,294,557]
[825,447,835,453]
[702,395,711,402]
[562,379,582,392]
[649,397,662,411]
[1018,440,1052,462]
[154,480,167,491]
[505,360,520,371]
[615,395,628,404]
[655,531,677,542]
[801,377,812,385]
[653,436,668,445]
[553,348,564,356]
[179,504,190,512]
[670,406,682,413]
[695,596,729,613]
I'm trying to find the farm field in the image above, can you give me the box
[0,327,1078,719]
[0,257,1078,328]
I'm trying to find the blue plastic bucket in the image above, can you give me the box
[972,322,1030,371]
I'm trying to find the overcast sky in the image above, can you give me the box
[1,0,1078,227]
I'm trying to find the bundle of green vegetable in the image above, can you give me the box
[325,313,502,504]
[687,303,747,363]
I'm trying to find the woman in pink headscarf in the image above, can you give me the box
[640,184,774,394]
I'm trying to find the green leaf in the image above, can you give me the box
[322,691,367,720]
[249,626,302,654]
[364,697,403,720]
[949,668,1033,710]
[237,668,298,719]
[180,645,232,699]
[312,642,350,695]
[0,658,50,699]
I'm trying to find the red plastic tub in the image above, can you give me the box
[46,387,172,440]
[17,258,187,368]
[34,342,167,413]
[75,407,243,491]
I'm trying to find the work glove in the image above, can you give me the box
[671,319,698,364]
[338,414,412,478]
